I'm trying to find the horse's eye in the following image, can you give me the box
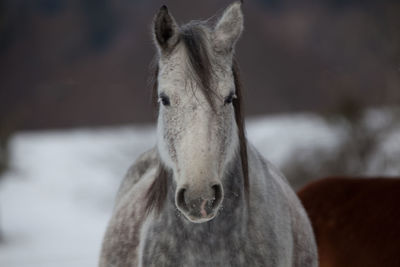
[224,92,237,105]
[158,93,170,106]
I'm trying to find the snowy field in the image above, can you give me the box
[1,111,399,267]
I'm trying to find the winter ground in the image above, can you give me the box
[1,111,399,267]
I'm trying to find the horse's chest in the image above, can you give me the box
[141,234,241,266]
[140,219,281,267]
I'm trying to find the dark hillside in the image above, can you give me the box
[0,0,399,130]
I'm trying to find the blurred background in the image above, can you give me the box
[0,0,399,266]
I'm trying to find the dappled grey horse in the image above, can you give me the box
[100,2,317,266]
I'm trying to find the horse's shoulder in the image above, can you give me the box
[247,144,318,266]
[298,177,348,196]
[247,143,308,220]
[100,148,159,267]
[298,177,400,267]
[298,177,379,207]
[298,176,400,220]
[247,143,292,194]
[116,147,159,202]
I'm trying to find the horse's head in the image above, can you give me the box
[153,2,244,223]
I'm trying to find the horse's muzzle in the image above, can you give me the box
[175,183,223,223]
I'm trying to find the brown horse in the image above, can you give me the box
[298,177,400,267]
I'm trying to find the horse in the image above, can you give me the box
[298,177,400,267]
[99,2,317,266]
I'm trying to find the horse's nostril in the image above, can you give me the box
[177,188,189,212]
[211,184,223,209]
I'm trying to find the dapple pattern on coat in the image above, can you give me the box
[100,2,317,266]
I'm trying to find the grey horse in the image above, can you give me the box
[100,2,318,266]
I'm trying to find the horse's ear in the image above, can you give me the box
[153,5,179,53]
[213,1,244,53]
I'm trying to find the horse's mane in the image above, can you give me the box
[145,22,248,214]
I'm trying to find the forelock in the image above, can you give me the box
[180,22,216,108]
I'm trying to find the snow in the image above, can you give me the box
[0,126,155,267]
[0,112,399,266]
[246,113,343,167]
